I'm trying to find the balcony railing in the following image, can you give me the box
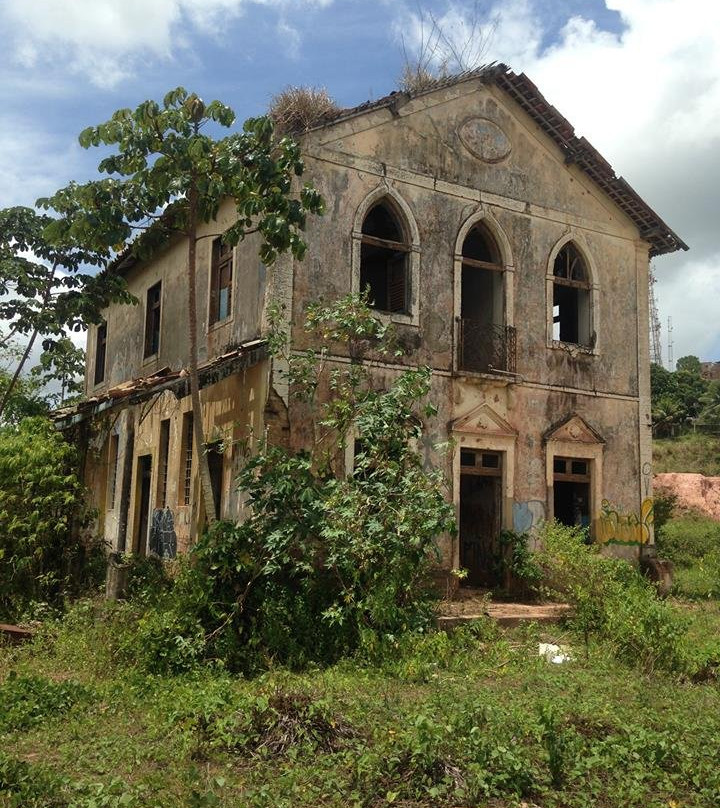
[457,319,517,374]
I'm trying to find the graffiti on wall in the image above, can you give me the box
[512,500,546,533]
[596,498,654,545]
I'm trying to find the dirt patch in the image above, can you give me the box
[654,473,720,521]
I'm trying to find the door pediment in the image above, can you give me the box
[450,402,517,437]
[544,413,604,444]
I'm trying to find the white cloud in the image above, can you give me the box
[398,0,720,362]
[0,118,83,209]
[0,0,334,89]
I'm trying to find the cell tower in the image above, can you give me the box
[648,266,662,366]
[667,316,674,371]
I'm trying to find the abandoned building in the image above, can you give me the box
[55,64,687,587]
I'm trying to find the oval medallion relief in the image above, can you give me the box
[458,117,511,163]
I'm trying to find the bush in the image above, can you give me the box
[0,416,95,619]
[532,522,692,673]
[130,296,455,674]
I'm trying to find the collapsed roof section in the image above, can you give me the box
[54,338,267,430]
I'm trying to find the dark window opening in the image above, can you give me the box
[459,449,503,477]
[144,281,162,358]
[94,321,107,385]
[210,238,233,324]
[157,419,170,508]
[359,201,410,314]
[207,446,224,519]
[459,225,514,373]
[552,243,591,346]
[553,455,591,529]
[180,413,193,506]
[108,434,119,510]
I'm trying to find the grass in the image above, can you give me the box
[653,433,720,476]
[2,600,720,807]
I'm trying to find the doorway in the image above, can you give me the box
[134,454,152,555]
[553,456,591,529]
[459,449,503,587]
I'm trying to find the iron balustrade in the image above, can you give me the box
[457,319,517,374]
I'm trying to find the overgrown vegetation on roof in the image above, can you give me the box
[268,86,341,135]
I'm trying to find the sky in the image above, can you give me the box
[0,0,717,368]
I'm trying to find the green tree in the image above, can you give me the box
[698,380,720,427]
[42,89,323,525]
[0,207,130,421]
[31,338,85,406]
[134,295,454,672]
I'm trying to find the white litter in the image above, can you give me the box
[538,642,573,664]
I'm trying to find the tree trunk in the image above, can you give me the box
[187,180,218,527]
[0,262,58,421]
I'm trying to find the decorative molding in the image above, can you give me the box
[457,117,511,163]
[450,402,517,437]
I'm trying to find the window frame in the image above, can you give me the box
[209,237,234,327]
[546,237,598,353]
[94,320,107,386]
[351,187,420,327]
[143,281,162,360]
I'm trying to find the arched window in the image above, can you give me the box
[359,201,410,314]
[459,223,510,372]
[552,242,591,346]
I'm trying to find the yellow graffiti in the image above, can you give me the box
[596,498,654,545]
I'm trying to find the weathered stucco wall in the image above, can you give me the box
[84,361,268,554]
[85,200,266,397]
[79,73,658,566]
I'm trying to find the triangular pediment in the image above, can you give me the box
[450,403,517,437]
[544,414,604,445]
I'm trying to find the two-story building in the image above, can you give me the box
[57,64,686,584]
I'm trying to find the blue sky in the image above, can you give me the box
[1,0,718,365]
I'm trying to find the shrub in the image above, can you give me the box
[0,416,94,619]
[130,296,454,674]
[532,521,692,673]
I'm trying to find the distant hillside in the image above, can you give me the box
[653,433,720,477]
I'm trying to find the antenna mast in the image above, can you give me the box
[649,266,662,365]
[667,316,674,371]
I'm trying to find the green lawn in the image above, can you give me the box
[2,600,720,808]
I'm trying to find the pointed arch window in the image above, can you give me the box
[359,201,410,314]
[458,223,514,373]
[552,243,592,347]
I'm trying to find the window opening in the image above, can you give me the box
[210,238,233,324]
[180,412,193,506]
[552,243,591,346]
[144,282,162,358]
[94,321,107,385]
[108,434,119,510]
[359,201,410,314]
[157,419,170,508]
[207,445,224,518]
[553,455,591,529]
[459,224,513,373]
